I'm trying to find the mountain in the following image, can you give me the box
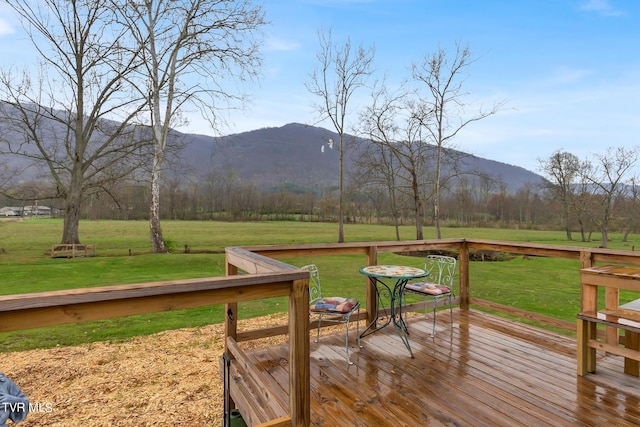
[0,98,546,194]
[179,123,344,190]
[177,123,547,193]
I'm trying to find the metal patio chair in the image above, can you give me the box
[302,264,361,365]
[403,255,456,336]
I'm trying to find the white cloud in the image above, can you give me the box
[0,17,15,36]
[579,0,624,17]
[265,35,300,52]
[0,3,17,36]
[543,66,594,86]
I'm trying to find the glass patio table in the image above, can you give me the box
[359,265,427,357]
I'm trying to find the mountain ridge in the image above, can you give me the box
[178,122,547,193]
[0,98,546,194]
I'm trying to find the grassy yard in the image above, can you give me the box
[1,218,639,352]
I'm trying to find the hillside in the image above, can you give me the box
[178,123,547,193]
[0,98,546,194]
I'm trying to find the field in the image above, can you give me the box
[2,218,640,352]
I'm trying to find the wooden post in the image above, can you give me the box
[624,330,640,376]
[289,278,310,426]
[579,251,596,314]
[578,250,597,374]
[577,317,596,375]
[224,260,239,354]
[605,287,620,345]
[365,245,378,325]
[459,241,470,311]
[579,250,594,269]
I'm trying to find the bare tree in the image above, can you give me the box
[358,81,442,240]
[307,29,375,243]
[621,176,640,242]
[116,0,266,253]
[411,42,504,238]
[581,146,639,248]
[539,150,581,240]
[572,166,598,242]
[0,0,146,244]
[357,84,407,239]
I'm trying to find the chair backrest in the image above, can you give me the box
[301,264,322,303]
[424,255,457,287]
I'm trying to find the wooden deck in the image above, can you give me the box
[235,309,640,427]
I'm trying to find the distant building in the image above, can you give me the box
[0,207,22,217]
[23,205,52,216]
[0,205,57,217]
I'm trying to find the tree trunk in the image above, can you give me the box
[563,204,573,241]
[434,145,442,239]
[412,173,423,240]
[338,138,345,243]
[434,202,441,239]
[389,187,401,241]
[149,151,168,253]
[61,191,82,244]
[61,160,85,244]
[149,177,167,253]
[565,224,572,240]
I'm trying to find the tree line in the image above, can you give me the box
[4,142,640,250]
[539,147,640,248]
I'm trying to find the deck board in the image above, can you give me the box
[234,309,640,426]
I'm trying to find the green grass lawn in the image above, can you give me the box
[2,218,639,352]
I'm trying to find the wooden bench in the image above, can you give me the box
[578,265,640,376]
[51,244,96,258]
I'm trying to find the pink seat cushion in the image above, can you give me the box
[405,282,451,295]
[311,297,359,314]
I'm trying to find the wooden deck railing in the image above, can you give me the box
[4,239,640,426]
[237,238,640,337]
[0,247,311,427]
[224,239,640,426]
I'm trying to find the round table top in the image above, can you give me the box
[360,265,426,279]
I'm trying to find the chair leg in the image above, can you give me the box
[357,322,362,349]
[449,294,453,328]
[432,297,437,337]
[423,295,429,320]
[356,310,362,349]
[345,316,353,365]
[315,314,322,343]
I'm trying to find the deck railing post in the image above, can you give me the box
[365,245,378,324]
[580,250,619,346]
[579,250,595,316]
[224,260,239,354]
[289,277,310,426]
[223,258,239,413]
[459,241,470,310]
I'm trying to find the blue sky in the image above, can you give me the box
[1,0,639,173]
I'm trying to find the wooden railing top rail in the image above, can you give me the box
[0,272,305,310]
[226,246,301,273]
[242,238,465,258]
[241,238,640,266]
[0,270,307,333]
[465,239,640,264]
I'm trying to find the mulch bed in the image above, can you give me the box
[2,313,289,427]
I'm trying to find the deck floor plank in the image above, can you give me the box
[403,320,572,426]
[234,309,640,426]
[413,319,635,426]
